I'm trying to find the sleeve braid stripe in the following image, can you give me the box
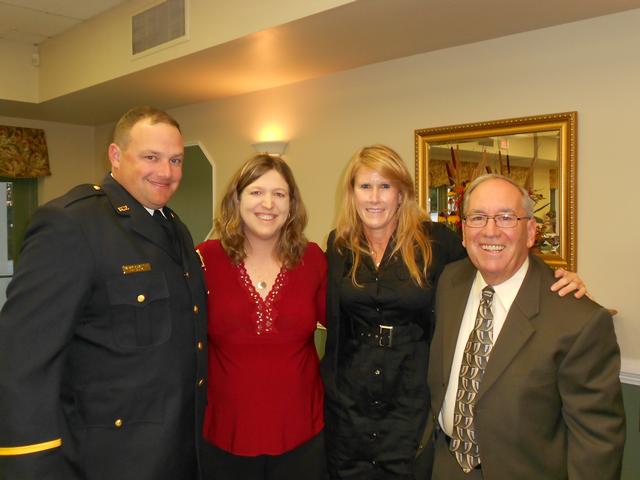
[0,438,62,456]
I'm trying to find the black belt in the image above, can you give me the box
[354,324,394,347]
[352,324,422,348]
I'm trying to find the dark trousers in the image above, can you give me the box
[201,431,327,480]
[432,430,483,480]
[414,443,434,480]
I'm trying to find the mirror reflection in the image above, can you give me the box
[415,112,576,270]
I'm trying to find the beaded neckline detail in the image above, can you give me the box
[238,263,287,335]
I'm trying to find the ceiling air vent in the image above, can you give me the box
[132,0,186,55]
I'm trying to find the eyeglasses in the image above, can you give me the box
[463,213,531,228]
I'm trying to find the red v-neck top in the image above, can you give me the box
[196,239,327,456]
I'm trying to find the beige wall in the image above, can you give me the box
[0,116,97,202]
[0,40,38,102]
[37,0,352,101]
[106,8,637,375]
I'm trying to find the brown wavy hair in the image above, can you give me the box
[334,144,432,286]
[215,154,307,268]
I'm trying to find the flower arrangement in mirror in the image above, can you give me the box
[441,146,548,242]
[439,146,488,235]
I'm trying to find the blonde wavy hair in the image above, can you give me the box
[215,154,308,268]
[334,145,432,286]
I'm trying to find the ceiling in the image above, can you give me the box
[2,0,640,125]
[0,0,128,45]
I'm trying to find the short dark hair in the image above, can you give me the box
[112,106,181,148]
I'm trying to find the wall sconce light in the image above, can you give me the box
[252,141,288,157]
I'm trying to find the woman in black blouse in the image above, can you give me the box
[321,145,585,479]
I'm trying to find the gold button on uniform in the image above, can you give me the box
[198,378,205,387]
[92,185,101,190]
[197,341,204,351]
[114,418,123,428]
[184,272,190,278]
[193,305,199,313]
[137,294,145,303]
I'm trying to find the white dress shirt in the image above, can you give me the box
[439,258,530,435]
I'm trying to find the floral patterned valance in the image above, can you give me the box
[0,126,51,178]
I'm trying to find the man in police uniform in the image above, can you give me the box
[0,107,208,479]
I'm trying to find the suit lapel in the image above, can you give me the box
[476,257,540,401]
[441,259,476,383]
[165,206,193,268]
[100,175,180,262]
[129,208,178,260]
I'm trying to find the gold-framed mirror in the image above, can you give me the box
[415,112,577,271]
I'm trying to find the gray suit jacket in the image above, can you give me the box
[427,255,625,479]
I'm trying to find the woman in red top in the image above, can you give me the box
[197,154,327,480]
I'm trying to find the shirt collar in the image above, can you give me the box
[473,257,529,313]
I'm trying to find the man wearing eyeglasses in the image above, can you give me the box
[426,174,625,479]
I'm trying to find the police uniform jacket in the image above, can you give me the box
[0,175,208,480]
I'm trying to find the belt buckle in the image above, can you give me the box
[378,324,393,347]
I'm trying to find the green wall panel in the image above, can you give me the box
[168,145,213,244]
[622,383,640,480]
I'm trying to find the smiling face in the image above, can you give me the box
[463,178,536,285]
[239,168,290,246]
[353,166,402,239]
[108,119,183,210]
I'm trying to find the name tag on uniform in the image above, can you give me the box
[122,263,152,275]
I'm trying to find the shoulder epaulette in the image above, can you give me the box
[60,184,105,207]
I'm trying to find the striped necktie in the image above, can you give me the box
[450,285,495,473]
